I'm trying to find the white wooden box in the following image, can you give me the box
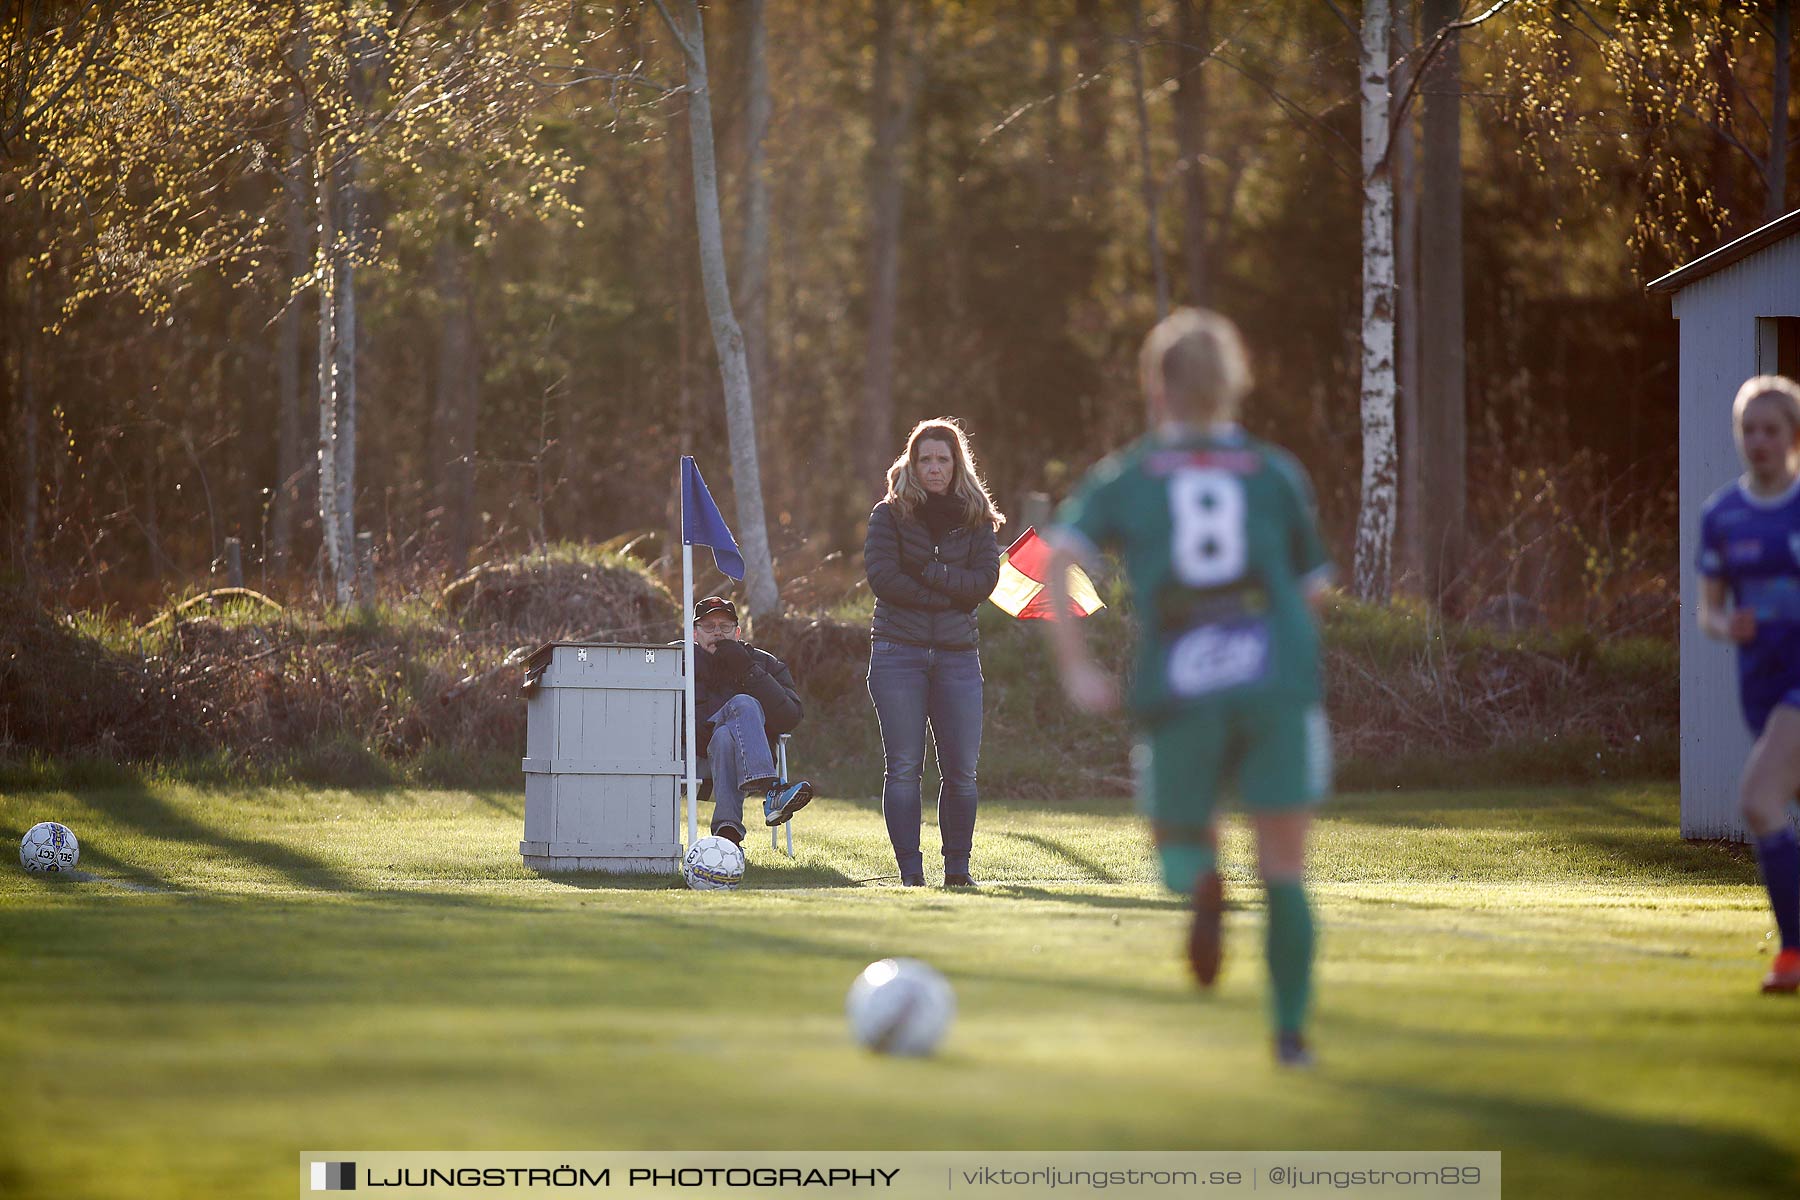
[519,642,684,873]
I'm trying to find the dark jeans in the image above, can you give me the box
[866,638,983,877]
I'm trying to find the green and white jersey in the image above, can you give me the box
[1049,425,1331,720]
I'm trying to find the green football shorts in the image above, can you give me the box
[1134,694,1332,838]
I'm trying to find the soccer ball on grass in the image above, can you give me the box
[19,821,80,874]
[682,835,746,891]
[846,957,955,1056]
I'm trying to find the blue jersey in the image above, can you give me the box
[1696,477,1800,734]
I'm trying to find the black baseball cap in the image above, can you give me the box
[693,596,738,624]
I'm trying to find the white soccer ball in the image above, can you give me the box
[846,957,955,1057]
[682,835,746,891]
[19,821,80,874]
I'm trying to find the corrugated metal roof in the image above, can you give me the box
[1646,208,1800,294]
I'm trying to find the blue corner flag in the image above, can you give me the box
[680,457,745,581]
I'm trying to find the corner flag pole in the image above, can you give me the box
[682,524,699,851]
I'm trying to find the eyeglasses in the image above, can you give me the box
[696,621,737,636]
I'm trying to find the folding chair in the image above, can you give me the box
[685,733,798,859]
[770,733,795,858]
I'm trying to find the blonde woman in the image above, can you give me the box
[862,419,1004,887]
[1696,375,1800,994]
[1044,309,1333,1067]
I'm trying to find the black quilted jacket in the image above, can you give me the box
[862,499,1002,650]
[673,640,803,755]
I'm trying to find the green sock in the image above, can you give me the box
[1264,879,1314,1036]
[1159,843,1217,895]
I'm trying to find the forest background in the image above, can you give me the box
[9,0,1795,619]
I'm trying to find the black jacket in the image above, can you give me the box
[688,640,803,753]
[863,499,1002,650]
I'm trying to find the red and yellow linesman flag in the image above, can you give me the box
[987,527,1106,620]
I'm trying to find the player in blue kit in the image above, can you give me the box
[1696,374,1800,994]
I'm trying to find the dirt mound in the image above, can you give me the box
[442,558,678,643]
[0,593,201,758]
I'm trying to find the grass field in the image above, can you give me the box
[1,777,1795,1199]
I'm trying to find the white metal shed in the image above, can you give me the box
[1648,209,1800,840]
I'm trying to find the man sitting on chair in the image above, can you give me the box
[690,595,812,844]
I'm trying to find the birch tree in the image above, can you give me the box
[652,0,781,617]
[1355,0,1398,602]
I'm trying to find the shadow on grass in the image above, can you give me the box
[82,776,359,893]
[998,832,1124,884]
[1324,786,1756,887]
[525,858,864,891]
[1336,1079,1796,1194]
[977,884,1186,913]
[1324,786,1661,829]
[1565,829,1756,886]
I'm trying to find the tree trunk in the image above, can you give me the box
[1175,0,1211,305]
[1129,0,1170,319]
[332,218,359,605]
[1419,0,1465,599]
[1355,0,1398,603]
[858,0,913,502]
[15,273,39,570]
[332,16,381,604]
[1075,0,1108,195]
[738,0,772,427]
[300,0,352,606]
[1042,17,1067,190]
[1770,0,1792,222]
[271,160,307,575]
[315,153,348,604]
[1395,0,1422,585]
[656,0,781,617]
[431,219,478,573]
[142,438,164,582]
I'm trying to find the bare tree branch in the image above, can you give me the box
[647,0,698,67]
[1380,0,1518,169]
[1320,0,1358,41]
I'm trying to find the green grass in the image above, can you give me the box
[1,780,1794,1199]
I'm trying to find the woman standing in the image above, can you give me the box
[1696,375,1800,994]
[863,419,1004,887]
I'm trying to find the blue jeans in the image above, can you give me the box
[866,639,983,877]
[700,694,779,838]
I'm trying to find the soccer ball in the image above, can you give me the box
[682,835,746,891]
[846,957,955,1057]
[19,821,80,874]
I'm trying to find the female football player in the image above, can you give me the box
[1696,374,1800,994]
[1043,309,1333,1065]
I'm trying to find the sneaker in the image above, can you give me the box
[944,873,976,888]
[711,825,743,846]
[763,779,813,827]
[1275,1031,1315,1069]
[901,873,926,887]
[1763,947,1800,993]
[1186,869,1224,988]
